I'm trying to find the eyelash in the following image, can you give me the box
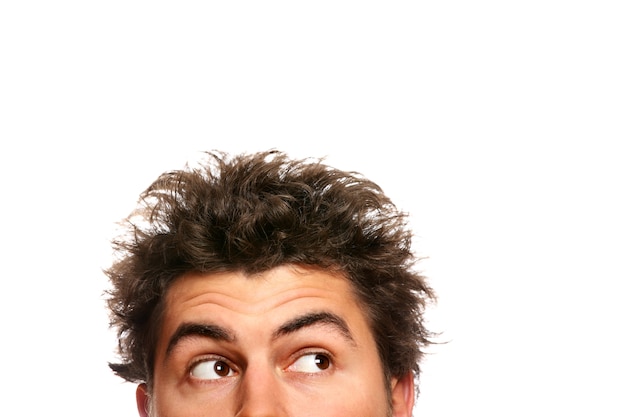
[286,349,335,374]
[188,355,239,382]
[186,348,335,384]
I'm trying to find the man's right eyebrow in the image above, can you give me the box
[165,323,235,357]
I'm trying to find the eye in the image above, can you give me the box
[190,358,236,380]
[288,353,332,373]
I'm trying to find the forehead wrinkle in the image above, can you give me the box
[167,266,353,311]
[168,283,338,318]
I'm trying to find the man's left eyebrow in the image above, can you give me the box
[272,311,356,345]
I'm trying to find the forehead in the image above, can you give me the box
[165,265,358,315]
[158,265,374,344]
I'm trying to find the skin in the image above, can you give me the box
[136,265,415,417]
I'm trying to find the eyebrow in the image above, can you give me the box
[165,323,235,357]
[272,311,355,345]
[165,311,356,358]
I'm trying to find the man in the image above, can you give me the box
[106,150,434,417]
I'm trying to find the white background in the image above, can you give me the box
[1,2,624,416]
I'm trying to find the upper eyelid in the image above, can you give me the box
[189,353,236,369]
[294,350,333,362]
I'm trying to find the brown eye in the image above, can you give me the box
[214,360,231,376]
[314,354,330,370]
[288,353,333,373]
[191,359,235,380]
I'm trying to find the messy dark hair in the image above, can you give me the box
[106,150,434,389]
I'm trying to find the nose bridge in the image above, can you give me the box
[235,361,286,417]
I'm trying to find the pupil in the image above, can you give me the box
[214,361,230,376]
[314,354,330,370]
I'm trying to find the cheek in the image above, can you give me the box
[152,393,220,417]
[292,380,389,417]
[317,397,389,417]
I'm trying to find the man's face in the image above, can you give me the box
[137,265,414,417]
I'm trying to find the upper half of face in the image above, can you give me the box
[142,265,414,417]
